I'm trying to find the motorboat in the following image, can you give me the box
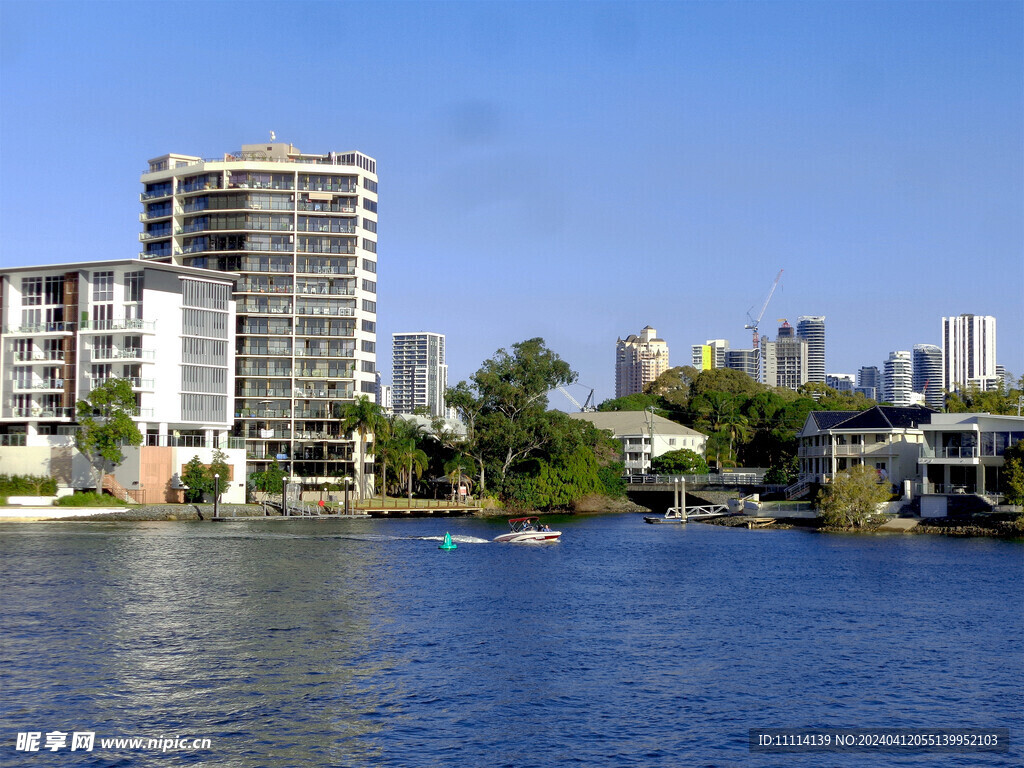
[494,516,561,543]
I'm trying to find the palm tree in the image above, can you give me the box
[339,395,384,500]
[396,438,429,505]
[443,455,475,502]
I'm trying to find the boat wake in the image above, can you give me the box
[416,535,491,544]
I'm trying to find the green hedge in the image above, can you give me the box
[0,474,58,497]
[55,492,130,507]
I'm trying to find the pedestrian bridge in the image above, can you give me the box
[625,474,784,493]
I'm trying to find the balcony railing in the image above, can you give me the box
[8,407,75,419]
[924,446,980,460]
[80,319,156,332]
[12,380,65,391]
[294,348,353,358]
[91,348,156,361]
[3,322,75,334]
[237,283,293,294]
[0,434,28,445]
[13,352,65,362]
[295,305,354,317]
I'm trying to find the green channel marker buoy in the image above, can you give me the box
[439,532,457,550]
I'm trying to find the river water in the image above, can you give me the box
[1,515,1021,767]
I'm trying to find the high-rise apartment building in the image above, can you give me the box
[883,350,913,406]
[761,321,807,391]
[691,339,729,370]
[0,260,245,501]
[392,332,447,418]
[796,316,826,384]
[826,373,855,393]
[724,348,759,380]
[912,344,944,410]
[857,366,880,400]
[615,326,669,397]
[139,141,379,492]
[942,314,997,393]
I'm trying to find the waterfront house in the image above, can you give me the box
[917,412,1024,514]
[796,405,935,489]
[568,411,707,476]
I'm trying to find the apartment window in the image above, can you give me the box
[361,279,376,294]
[182,365,227,394]
[14,367,32,389]
[362,218,377,234]
[362,259,376,273]
[360,381,376,394]
[361,341,375,353]
[361,361,376,373]
[93,272,114,302]
[361,320,376,333]
[362,238,377,254]
[363,198,377,213]
[44,276,64,305]
[363,178,378,193]
[182,278,230,310]
[362,300,376,314]
[124,271,144,302]
[22,278,43,305]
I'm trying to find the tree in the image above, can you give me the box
[395,438,429,505]
[817,465,892,528]
[339,396,385,499]
[181,455,210,503]
[651,449,709,475]
[1003,440,1024,505]
[447,338,575,491]
[208,449,231,502]
[249,459,287,496]
[74,378,143,491]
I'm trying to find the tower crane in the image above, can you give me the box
[557,385,596,412]
[744,269,783,349]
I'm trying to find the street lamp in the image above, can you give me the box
[343,475,353,516]
[213,473,220,519]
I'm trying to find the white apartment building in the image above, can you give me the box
[883,350,913,406]
[392,332,447,418]
[138,141,379,492]
[796,316,826,384]
[0,260,245,502]
[616,326,670,397]
[942,314,998,392]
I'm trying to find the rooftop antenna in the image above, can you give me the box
[270,130,276,141]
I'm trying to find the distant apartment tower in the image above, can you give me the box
[138,141,379,491]
[796,316,826,384]
[857,366,880,401]
[725,348,759,380]
[883,351,913,406]
[392,332,447,417]
[826,373,855,393]
[761,321,807,390]
[912,344,944,410]
[942,314,997,392]
[616,326,669,397]
[691,339,729,370]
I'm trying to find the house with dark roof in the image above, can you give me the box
[797,405,936,487]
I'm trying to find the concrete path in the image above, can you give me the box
[876,517,920,532]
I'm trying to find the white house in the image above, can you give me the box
[568,411,707,475]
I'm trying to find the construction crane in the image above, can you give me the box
[557,385,596,412]
[744,269,783,349]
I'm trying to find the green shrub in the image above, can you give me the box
[55,491,130,507]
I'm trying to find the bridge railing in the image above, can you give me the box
[626,473,772,487]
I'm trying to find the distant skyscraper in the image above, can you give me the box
[691,339,729,371]
[796,316,826,384]
[826,373,855,393]
[942,314,997,392]
[912,344,944,410]
[616,326,670,397]
[392,332,447,417]
[883,351,913,406]
[725,348,759,380]
[761,321,808,391]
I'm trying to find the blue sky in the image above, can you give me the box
[1,1,1021,403]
